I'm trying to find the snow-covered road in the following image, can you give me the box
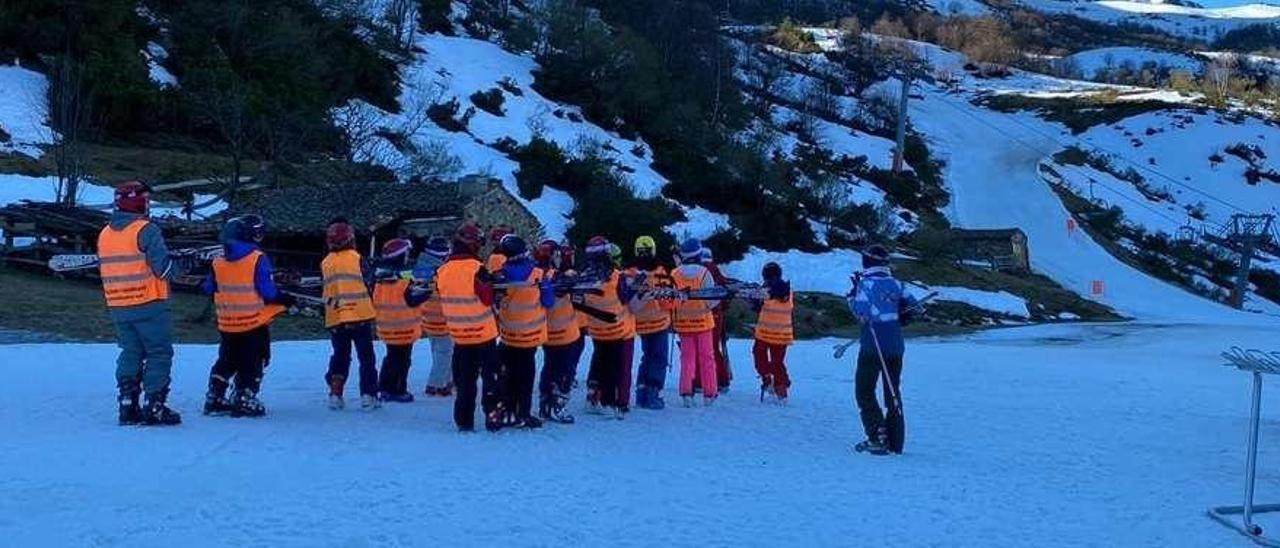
[911,88,1247,322]
[1,324,1275,546]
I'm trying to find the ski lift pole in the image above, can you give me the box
[1209,346,1280,547]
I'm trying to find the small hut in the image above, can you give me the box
[949,228,1030,273]
[228,175,543,271]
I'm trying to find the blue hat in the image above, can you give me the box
[679,238,703,260]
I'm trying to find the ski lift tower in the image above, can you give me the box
[1209,347,1280,547]
[1202,214,1275,310]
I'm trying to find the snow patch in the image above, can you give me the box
[0,64,56,158]
[931,286,1031,318]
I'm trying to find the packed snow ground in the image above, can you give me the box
[1,322,1277,546]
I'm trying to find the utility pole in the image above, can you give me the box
[1226,214,1275,309]
[892,69,911,174]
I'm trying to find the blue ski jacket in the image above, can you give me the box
[848,267,916,358]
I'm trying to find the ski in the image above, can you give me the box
[49,245,224,272]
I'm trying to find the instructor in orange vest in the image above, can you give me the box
[98,181,182,426]
[436,222,506,432]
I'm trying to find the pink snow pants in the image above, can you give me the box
[678,330,717,398]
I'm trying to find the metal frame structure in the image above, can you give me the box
[1209,347,1280,547]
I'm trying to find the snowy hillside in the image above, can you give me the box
[1063,46,1206,78]
[1018,0,1280,40]
[0,64,54,158]
[3,322,1277,545]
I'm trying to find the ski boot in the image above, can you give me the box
[681,394,695,408]
[204,392,234,416]
[642,388,666,410]
[361,394,382,410]
[380,391,415,404]
[231,389,266,418]
[328,376,346,410]
[436,383,454,398]
[517,415,544,429]
[424,386,439,397]
[612,406,626,420]
[548,403,576,424]
[759,376,774,403]
[118,392,142,426]
[484,403,508,432]
[703,395,716,408]
[585,384,604,415]
[140,393,182,426]
[635,385,650,409]
[855,426,891,455]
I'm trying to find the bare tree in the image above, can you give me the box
[385,0,417,51]
[48,53,92,206]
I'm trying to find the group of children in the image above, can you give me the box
[102,181,916,453]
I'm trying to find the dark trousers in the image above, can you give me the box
[569,334,586,386]
[452,340,502,430]
[617,337,635,409]
[210,326,271,395]
[588,338,624,409]
[378,344,414,396]
[326,321,378,396]
[855,348,903,439]
[501,344,537,419]
[539,342,577,403]
[752,340,790,397]
[637,331,670,391]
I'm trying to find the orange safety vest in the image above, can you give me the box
[584,269,634,341]
[321,249,376,328]
[544,269,582,347]
[374,278,423,345]
[628,266,671,335]
[754,291,795,346]
[497,267,548,348]
[97,219,169,308]
[419,292,450,338]
[671,266,715,334]
[436,258,499,345]
[212,250,285,333]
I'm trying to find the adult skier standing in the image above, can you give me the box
[99,181,182,426]
[849,245,917,455]
[203,215,294,417]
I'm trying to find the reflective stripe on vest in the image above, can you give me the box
[671,267,714,333]
[97,220,169,308]
[629,266,672,335]
[212,251,284,333]
[584,269,633,341]
[543,269,581,347]
[374,279,422,345]
[754,292,794,346]
[420,293,450,338]
[497,266,547,348]
[436,258,498,345]
[321,249,375,328]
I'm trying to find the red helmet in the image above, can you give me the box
[114,181,150,214]
[326,222,356,250]
[488,224,513,246]
[381,238,413,260]
[585,235,610,256]
[558,242,576,270]
[534,239,558,266]
[456,222,483,246]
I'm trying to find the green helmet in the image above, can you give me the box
[634,235,656,256]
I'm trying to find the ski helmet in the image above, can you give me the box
[454,222,483,255]
[381,238,413,260]
[114,181,150,214]
[238,214,266,243]
[534,239,558,266]
[424,236,450,259]
[862,244,890,268]
[762,262,782,281]
[585,235,610,257]
[608,243,622,265]
[326,222,356,250]
[679,238,703,262]
[634,235,657,257]
[498,234,529,258]
[221,217,245,246]
[700,247,714,264]
[489,224,513,246]
[558,242,576,270]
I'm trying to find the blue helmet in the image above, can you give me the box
[679,238,703,261]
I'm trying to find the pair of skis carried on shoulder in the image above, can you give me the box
[47,245,225,273]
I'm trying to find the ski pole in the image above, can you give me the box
[867,320,903,418]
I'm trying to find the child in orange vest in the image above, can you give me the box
[202,215,295,417]
[494,234,556,428]
[374,239,433,403]
[750,262,794,404]
[321,220,380,410]
[672,238,721,407]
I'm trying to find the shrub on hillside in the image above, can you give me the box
[769,18,820,53]
[427,98,469,132]
[469,88,506,116]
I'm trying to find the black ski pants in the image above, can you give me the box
[326,321,378,397]
[452,340,502,430]
[855,348,903,439]
[539,342,577,405]
[501,344,538,420]
[210,325,271,395]
[378,343,414,396]
[588,338,624,409]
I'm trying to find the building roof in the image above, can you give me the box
[229,178,494,234]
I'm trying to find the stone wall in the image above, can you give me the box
[463,178,545,245]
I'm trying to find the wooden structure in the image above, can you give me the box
[0,202,112,269]
[949,228,1030,273]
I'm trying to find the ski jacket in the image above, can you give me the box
[543,268,582,347]
[584,269,636,341]
[436,256,499,345]
[98,217,171,309]
[754,281,794,346]
[671,264,716,334]
[374,277,423,346]
[627,264,672,335]
[848,267,916,358]
[211,249,285,333]
[496,257,553,348]
[202,239,281,303]
[321,249,376,328]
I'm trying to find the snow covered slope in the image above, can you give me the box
[1064,46,1205,78]
[0,64,55,158]
[1018,0,1280,40]
[1,322,1274,545]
